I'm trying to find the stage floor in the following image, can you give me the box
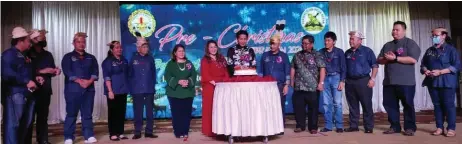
[30,110,462,143]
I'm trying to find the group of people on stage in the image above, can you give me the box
[1,20,459,144]
[196,21,460,138]
[197,20,460,139]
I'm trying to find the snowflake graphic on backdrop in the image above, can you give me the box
[174,5,188,12]
[260,10,267,16]
[292,12,300,20]
[239,6,255,24]
[280,8,286,15]
[231,4,237,8]
[247,27,255,34]
[199,4,206,8]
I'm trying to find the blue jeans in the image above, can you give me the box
[3,93,34,144]
[428,87,456,130]
[322,74,343,130]
[64,91,95,140]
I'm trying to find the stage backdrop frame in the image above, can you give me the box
[120,2,329,119]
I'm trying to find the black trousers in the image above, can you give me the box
[168,97,193,137]
[292,90,319,131]
[345,77,374,130]
[278,84,286,125]
[25,91,51,144]
[107,94,128,136]
[383,85,416,131]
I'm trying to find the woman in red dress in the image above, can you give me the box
[201,40,230,137]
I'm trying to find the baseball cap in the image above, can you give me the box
[348,31,366,39]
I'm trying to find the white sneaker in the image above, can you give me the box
[64,139,73,144]
[84,137,97,143]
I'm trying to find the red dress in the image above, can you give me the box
[200,57,229,137]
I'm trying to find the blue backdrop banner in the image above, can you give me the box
[120,2,329,119]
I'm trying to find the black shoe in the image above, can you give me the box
[320,128,332,132]
[145,134,159,138]
[309,130,318,134]
[365,129,373,133]
[344,127,360,132]
[39,141,52,144]
[383,128,401,134]
[294,128,305,133]
[132,134,142,139]
[336,129,344,133]
[403,129,415,136]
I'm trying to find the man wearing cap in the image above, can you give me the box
[1,27,37,144]
[343,31,378,134]
[128,32,158,139]
[378,21,421,136]
[61,32,99,144]
[25,29,61,144]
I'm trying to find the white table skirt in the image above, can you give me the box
[212,82,284,137]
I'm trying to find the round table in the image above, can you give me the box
[212,81,284,143]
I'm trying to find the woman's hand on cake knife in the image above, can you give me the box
[209,80,216,86]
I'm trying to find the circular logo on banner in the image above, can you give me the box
[301,7,327,35]
[128,9,156,38]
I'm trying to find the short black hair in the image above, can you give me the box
[393,21,407,30]
[302,34,314,44]
[324,31,337,41]
[11,36,28,46]
[235,30,249,39]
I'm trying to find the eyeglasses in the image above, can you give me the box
[431,35,441,38]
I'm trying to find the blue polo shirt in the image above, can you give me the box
[345,45,378,79]
[320,47,346,81]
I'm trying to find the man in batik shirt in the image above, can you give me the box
[290,34,326,134]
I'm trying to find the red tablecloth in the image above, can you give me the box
[217,76,276,82]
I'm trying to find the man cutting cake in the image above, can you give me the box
[226,30,257,76]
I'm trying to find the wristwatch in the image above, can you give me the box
[394,56,398,62]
